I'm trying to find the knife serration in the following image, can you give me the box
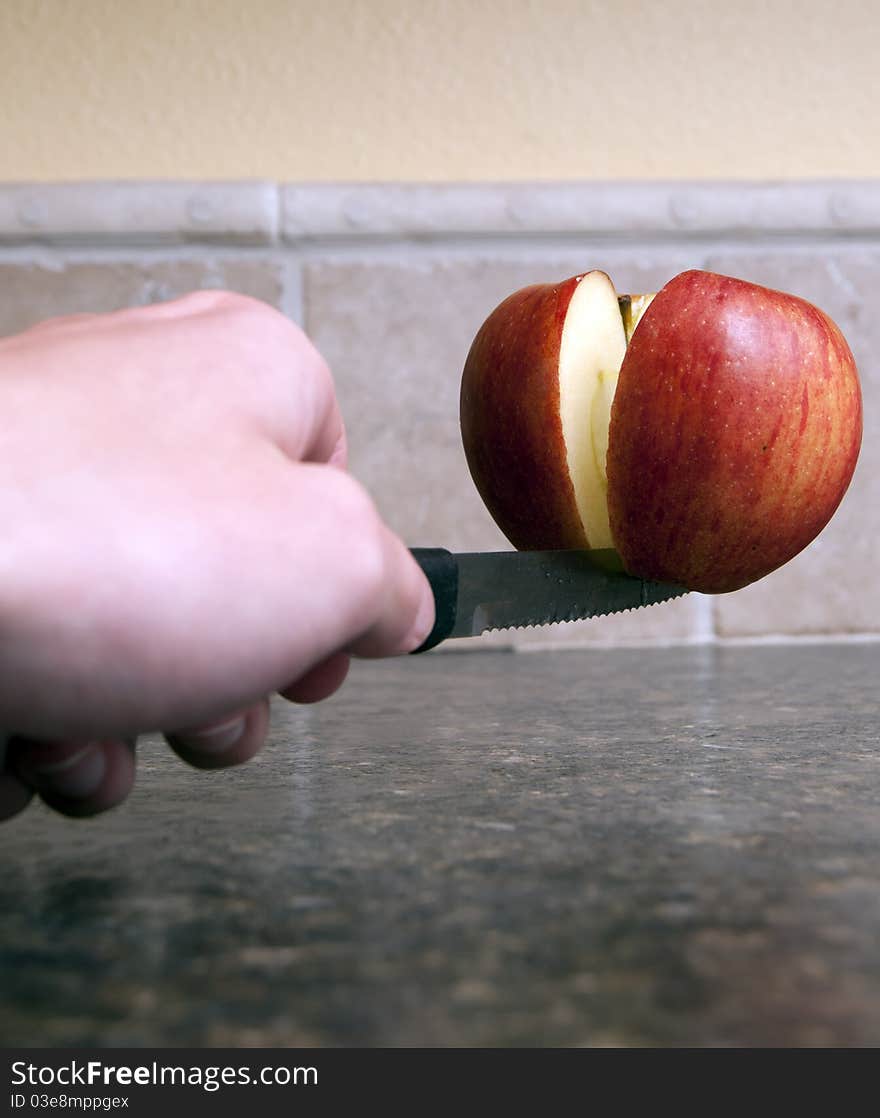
[451,549,686,638]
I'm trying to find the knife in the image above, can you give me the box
[409,548,687,652]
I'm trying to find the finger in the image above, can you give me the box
[165,698,270,771]
[0,769,34,821]
[257,464,435,666]
[199,294,348,468]
[345,521,436,659]
[280,651,351,704]
[10,738,137,819]
[247,302,348,467]
[291,346,347,467]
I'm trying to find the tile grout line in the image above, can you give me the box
[279,250,305,327]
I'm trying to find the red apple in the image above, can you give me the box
[460,269,862,593]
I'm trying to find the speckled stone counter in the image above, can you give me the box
[2,644,879,1047]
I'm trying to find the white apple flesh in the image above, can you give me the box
[557,273,654,551]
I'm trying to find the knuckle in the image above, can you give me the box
[174,289,237,313]
[147,289,249,322]
[177,290,289,343]
[211,289,276,319]
[210,294,330,378]
[212,291,293,336]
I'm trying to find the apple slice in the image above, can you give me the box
[459,274,595,552]
[460,270,652,552]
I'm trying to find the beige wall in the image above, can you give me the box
[1,0,877,182]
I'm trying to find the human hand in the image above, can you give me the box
[0,292,434,820]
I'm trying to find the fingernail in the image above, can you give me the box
[25,743,106,799]
[176,715,246,754]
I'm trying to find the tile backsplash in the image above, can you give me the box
[1,181,876,648]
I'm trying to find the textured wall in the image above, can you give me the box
[1,0,878,181]
[0,180,876,648]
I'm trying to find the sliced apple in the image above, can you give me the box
[460,267,862,594]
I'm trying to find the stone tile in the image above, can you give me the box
[0,258,285,337]
[705,249,879,636]
[304,247,705,647]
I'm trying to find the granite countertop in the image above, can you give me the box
[1,643,878,1048]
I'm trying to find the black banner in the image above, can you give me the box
[0,1047,858,1114]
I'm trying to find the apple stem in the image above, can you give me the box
[619,293,657,344]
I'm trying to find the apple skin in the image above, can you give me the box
[607,270,863,593]
[460,277,592,549]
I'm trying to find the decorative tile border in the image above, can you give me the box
[0,180,878,243]
[0,181,279,245]
[282,181,880,239]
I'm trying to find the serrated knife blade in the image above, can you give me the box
[410,548,687,652]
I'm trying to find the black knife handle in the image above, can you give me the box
[409,548,458,653]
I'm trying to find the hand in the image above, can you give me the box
[0,291,434,820]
